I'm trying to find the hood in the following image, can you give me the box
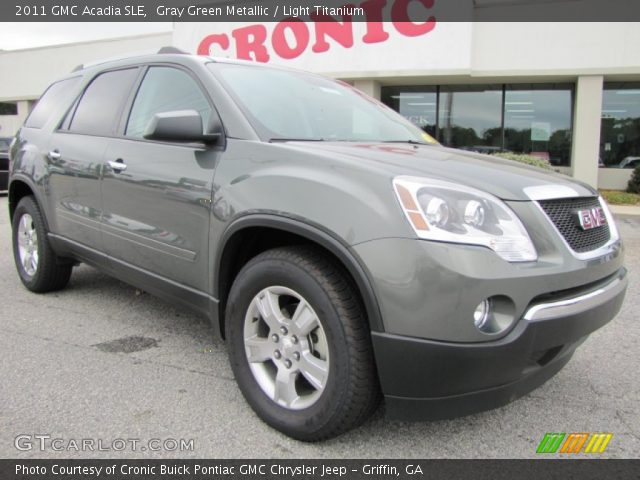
[278,141,596,201]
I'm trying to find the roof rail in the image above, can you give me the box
[71,46,190,73]
[157,46,188,54]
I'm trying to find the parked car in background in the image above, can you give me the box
[8,50,628,441]
[0,136,12,193]
[618,156,640,169]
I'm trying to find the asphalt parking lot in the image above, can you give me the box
[1,195,638,459]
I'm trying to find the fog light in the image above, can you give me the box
[473,296,516,335]
[473,300,491,329]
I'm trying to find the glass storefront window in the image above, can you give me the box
[438,85,503,153]
[380,86,437,138]
[381,83,575,165]
[600,82,640,169]
[504,85,573,166]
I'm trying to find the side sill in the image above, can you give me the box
[48,233,221,337]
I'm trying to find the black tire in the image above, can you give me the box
[226,245,380,441]
[12,196,72,292]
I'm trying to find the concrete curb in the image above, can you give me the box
[610,205,640,216]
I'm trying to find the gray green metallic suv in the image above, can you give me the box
[8,50,627,441]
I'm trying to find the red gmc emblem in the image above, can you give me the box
[576,207,607,230]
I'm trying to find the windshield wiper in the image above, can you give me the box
[269,138,325,143]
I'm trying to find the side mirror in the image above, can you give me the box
[143,110,221,144]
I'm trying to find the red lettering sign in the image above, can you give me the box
[272,18,310,59]
[361,0,390,43]
[233,24,270,62]
[392,0,436,37]
[310,11,355,53]
[196,0,437,61]
[197,34,229,55]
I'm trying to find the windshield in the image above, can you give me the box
[209,63,437,144]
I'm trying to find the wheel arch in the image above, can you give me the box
[8,177,48,228]
[214,214,384,338]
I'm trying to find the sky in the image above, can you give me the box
[0,23,173,50]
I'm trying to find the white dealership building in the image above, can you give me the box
[1,20,639,189]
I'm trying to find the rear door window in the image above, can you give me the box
[125,67,212,139]
[24,77,80,129]
[68,68,139,136]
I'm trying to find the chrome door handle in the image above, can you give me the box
[108,160,127,172]
[48,150,61,161]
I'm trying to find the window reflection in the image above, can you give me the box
[504,85,573,166]
[600,83,640,168]
[381,87,437,138]
[381,83,575,166]
[438,85,502,153]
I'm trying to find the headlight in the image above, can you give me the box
[393,176,537,262]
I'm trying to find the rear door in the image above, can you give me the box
[101,65,220,294]
[48,67,140,251]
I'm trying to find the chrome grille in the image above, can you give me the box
[538,197,611,253]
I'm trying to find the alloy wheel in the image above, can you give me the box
[243,286,330,410]
[17,213,39,277]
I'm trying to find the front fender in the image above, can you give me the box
[214,213,385,333]
[209,140,412,245]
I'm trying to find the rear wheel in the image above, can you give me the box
[12,196,72,292]
[226,246,379,441]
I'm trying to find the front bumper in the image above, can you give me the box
[372,268,627,421]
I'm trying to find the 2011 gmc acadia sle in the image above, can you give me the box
[8,49,627,441]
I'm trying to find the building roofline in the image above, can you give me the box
[0,31,172,55]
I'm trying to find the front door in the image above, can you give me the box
[101,65,219,295]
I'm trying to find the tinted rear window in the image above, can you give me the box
[24,77,80,129]
[69,68,139,136]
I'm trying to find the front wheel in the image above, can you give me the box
[226,246,379,441]
[12,196,72,292]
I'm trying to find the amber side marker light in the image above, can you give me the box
[394,183,430,231]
